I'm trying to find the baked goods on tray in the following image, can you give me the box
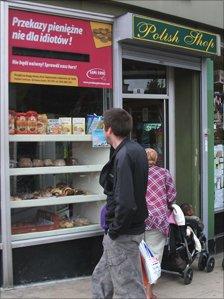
[43,159,54,166]
[33,159,44,167]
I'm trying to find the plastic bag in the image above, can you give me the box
[139,240,161,284]
[100,204,108,230]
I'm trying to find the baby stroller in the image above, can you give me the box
[161,210,215,284]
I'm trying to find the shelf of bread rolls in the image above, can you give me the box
[9,164,104,176]
[9,134,92,142]
[11,194,106,208]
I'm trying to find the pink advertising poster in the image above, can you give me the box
[9,9,112,88]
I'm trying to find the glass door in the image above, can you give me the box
[122,58,168,168]
[123,99,167,168]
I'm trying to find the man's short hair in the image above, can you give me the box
[103,108,133,138]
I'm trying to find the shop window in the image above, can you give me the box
[8,9,112,241]
[9,83,112,240]
[214,46,224,216]
[122,59,167,94]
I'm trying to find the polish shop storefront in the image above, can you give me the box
[113,13,221,256]
[0,0,221,288]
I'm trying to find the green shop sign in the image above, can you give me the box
[133,15,220,55]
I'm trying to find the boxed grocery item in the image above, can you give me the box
[72,118,85,135]
[86,114,103,133]
[9,110,16,135]
[27,111,38,134]
[37,114,48,134]
[15,112,28,134]
[59,117,72,134]
[47,119,61,134]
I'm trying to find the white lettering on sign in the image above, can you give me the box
[86,68,106,80]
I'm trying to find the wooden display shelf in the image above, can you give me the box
[11,194,106,208]
[9,164,104,176]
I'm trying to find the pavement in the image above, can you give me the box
[0,253,223,298]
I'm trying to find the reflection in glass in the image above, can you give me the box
[9,84,111,117]
[123,99,166,167]
[122,59,167,94]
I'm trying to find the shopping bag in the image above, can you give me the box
[99,204,108,230]
[140,254,148,288]
[139,240,161,284]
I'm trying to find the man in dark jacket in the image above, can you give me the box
[92,108,148,299]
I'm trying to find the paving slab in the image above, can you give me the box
[1,253,223,298]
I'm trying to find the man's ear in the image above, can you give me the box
[107,127,112,135]
[105,126,112,135]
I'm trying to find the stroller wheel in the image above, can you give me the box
[206,256,215,273]
[183,267,193,285]
[198,253,207,271]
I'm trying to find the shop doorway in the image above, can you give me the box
[122,58,201,216]
[174,68,201,215]
[122,58,168,168]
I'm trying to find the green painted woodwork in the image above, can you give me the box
[207,58,214,239]
[192,71,201,216]
[133,15,220,55]
[175,69,200,215]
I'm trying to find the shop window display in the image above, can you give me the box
[8,9,112,242]
[214,47,224,213]
[9,83,111,240]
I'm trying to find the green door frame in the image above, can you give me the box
[207,58,215,240]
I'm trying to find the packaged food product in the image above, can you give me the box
[47,119,61,134]
[87,114,103,133]
[15,112,27,134]
[9,110,16,135]
[37,114,48,134]
[59,117,72,134]
[72,118,85,135]
[27,111,38,134]
[86,114,94,133]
